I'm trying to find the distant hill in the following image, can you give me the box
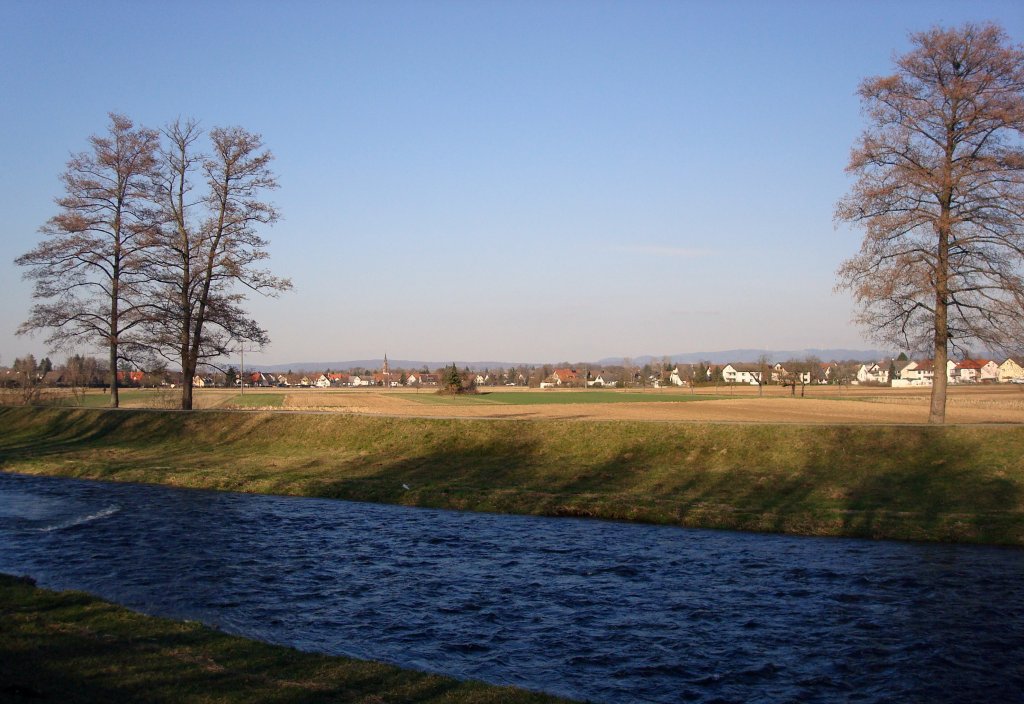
[258,349,894,372]
[258,359,521,373]
[596,348,895,366]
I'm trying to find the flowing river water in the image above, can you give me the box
[1,472,1022,703]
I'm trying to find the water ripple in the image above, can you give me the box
[1,472,1023,704]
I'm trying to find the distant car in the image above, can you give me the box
[1011,377,1024,384]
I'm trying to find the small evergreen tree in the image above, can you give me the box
[441,363,463,394]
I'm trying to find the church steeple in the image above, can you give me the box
[382,354,389,376]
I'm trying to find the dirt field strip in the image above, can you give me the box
[61,385,1024,424]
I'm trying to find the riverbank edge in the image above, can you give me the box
[1,406,1023,545]
[0,573,574,703]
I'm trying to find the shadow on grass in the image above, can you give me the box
[303,423,1024,543]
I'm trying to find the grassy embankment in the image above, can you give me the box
[0,574,572,704]
[3,406,1023,545]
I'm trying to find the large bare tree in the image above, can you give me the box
[16,114,160,407]
[836,23,1024,424]
[145,119,291,410]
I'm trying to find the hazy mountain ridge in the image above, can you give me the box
[258,349,893,373]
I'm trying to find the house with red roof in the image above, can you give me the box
[954,359,998,383]
[550,368,581,386]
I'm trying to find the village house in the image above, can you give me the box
[998,358,1024,382]
[550,368,581,386]
[954,359,999,383]
[855,362,889,385]
[116,370,145,386]
[404,372,439,386]
[722,363,762,385]
[891,359,960,386]
[327,372,350,386]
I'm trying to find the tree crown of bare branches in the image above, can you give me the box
[836,22,1024,355]
[15,113,160,372]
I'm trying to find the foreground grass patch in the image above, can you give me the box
[0,574,571,704]
[1,407,1023,545]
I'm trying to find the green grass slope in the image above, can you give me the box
[1,406,1022,545]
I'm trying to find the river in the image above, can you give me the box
[1,472,1022,703]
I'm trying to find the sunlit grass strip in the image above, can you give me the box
[223,393,286,408]
[0,574,573,704]
[399,391,729,405]
[1,406,1023,545]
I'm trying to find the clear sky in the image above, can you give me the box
[2,1,1021,367]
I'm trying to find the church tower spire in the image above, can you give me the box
[382,354,389,376]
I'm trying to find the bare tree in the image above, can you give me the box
[836,23,1024,423]
[145,120,291,410]
[63,353,103,405]
[16,114,160,407]
[12,355,42,405]
[754,354,771,397]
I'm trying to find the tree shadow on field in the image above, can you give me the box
[825,427,1023,542]
[316,422,1024,544]
[0,407,143,461]
[305,429,717,522]
[0,407,226,477]
[666,426,1024,543]
[304,433,549,509]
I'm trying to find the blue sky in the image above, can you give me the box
[2,1,1021,366]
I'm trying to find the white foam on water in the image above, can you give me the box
[38,505,121,532]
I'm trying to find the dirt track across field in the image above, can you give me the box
[263,385,1024,424]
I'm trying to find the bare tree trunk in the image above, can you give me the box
[108,340,119,408]
[930,335,948,424]
[181,370,194,410]
[109,284,119,409]
[929,214,951,425]
[180,279,193,410]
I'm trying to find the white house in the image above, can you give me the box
[722,363,762,385]
[954,359,999,383]
[855,363,889,385]
[892,359,957,386]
